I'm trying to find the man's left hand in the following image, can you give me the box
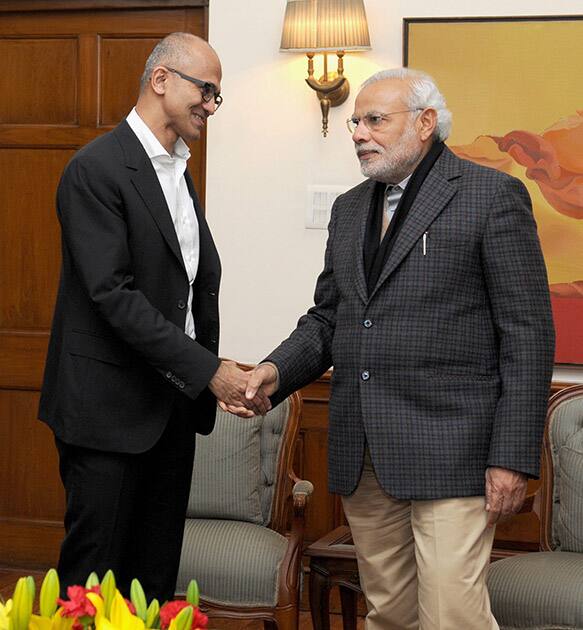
[485,466,528,528]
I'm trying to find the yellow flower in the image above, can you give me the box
[0,599,12,630]
[90,591,145,630]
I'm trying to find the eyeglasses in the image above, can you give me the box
[346,108,422,133]
[165,67,223,109]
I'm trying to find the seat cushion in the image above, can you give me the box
[176,519,288,607]
[187,413,263,524]
[488,551,583,629]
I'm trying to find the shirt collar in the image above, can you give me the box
[126,107,190,161]
[387,173,412,195]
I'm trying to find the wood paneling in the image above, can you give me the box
[0,2,208,570]
[100,38,161,126]
[0,391,63,521]
[0,38,78,125]
[0,149,71,330]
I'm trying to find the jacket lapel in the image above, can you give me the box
[114,121,186,273]
[367,148,460,302]
[353,180,376,304]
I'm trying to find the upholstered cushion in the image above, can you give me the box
[258,398,289,524]
[488,551,583,629]
[187,413,262,524]
[556,430,583,553]
[176,519,288,606]
[549,395,583,552]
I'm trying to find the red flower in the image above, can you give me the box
[124,598,137,615]
[192,607,208,629]
[57,585,97,619]
[160,601,208,630]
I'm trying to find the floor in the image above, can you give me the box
[0,567,365,630]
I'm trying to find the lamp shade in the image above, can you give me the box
[280,0,371,52]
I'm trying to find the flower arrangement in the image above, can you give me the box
[0,570,207,630]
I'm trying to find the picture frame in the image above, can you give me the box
[404,16,583,366]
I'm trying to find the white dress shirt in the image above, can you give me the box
[126,107,199,340]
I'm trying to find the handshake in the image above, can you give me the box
[208,360,279,417]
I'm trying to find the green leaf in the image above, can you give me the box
[185,580,199,608]
[130,579,147,622]
[40,569,60,618]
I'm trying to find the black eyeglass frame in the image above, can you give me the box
[165,67,223,109]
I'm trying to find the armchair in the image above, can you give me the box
[175,391,313,630]
[488,384,583,629]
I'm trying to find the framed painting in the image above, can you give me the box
[405,16,583,365]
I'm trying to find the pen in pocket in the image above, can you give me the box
[422,231,428,256]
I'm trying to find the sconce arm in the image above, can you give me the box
[305,75,346,95]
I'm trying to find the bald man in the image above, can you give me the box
[39,33,268,601]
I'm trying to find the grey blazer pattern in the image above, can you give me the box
[267,147,555,500]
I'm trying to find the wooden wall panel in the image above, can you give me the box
[0,38,78,125]
[0,2,208,570]
[100,37,160,126]
[0,391,64,521]
[0,149,71,330]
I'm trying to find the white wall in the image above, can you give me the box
[207,0,583,374]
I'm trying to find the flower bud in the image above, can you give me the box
[186,581,199,608]
[130,580,147,622]
[39,569,60,618]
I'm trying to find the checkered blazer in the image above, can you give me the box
[267,147,555,499]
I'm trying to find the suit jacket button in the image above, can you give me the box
[208,291,217,297]
[363,319,373,328]
[166,371,172,379]
[179,382,185,389]
[177,300,186,309]
[361,370,370,381]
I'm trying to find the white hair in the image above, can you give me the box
[361,68,452,142]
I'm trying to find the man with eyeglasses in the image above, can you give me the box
[240,68,555,628]
[39,32,269,602]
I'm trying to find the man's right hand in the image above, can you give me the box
[246,363,279,400]
[208,360,271,417]
[217,363,280,418]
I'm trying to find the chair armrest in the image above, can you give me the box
[292,479,314,517]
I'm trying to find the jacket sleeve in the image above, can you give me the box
[265,200,341,404]
[57,154,220,401]
[482,176,555,477]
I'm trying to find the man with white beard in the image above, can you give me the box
[236,68,555,629]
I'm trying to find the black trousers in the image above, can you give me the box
[55,401,196,603]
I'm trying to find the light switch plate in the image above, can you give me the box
[306,185,346,229]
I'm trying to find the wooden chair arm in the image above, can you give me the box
[292,479,314,517]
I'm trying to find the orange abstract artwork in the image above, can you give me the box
[406,17,583,364]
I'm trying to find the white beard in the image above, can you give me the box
[356,123,424,184]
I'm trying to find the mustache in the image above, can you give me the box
[355,143,384,157]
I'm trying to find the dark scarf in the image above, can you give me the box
[364,141,445,294]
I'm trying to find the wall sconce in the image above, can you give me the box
[280,0,371,137]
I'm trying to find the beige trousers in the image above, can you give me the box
[341,452,499,630]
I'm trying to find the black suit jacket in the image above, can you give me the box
[267,147,555,499]
[39,120,221,453]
